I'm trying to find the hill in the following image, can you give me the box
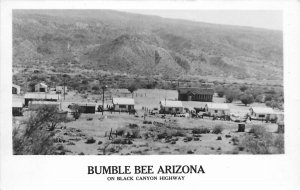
[13,10,283,81]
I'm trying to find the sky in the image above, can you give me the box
[123,10,282,31]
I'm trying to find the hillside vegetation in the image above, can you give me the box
[13,10,283,81]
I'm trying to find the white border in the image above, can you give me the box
[1,1,300,190]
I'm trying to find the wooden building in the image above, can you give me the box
[112,98,135,112]
[178,87,214,102]
[159,100,183,114]
[249,107,276,120]
[205,103,230,116]
[24,93,60,106]
[12,101,23,116]
[34,83,48,92]
[56,86,68,94]
[78,103,97,114]
[12,84,21,94]
[29,101,60,110]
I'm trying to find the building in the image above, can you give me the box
[12,101,23,116]
[29,101,60,110]
[78,103,97,114]
[204,103,230,116]
[12,84,21,94]
[34,83,48,92]
[249,107,275,120]
[56,86,68,94]
[24,93,60,106]
[159,100,183,114]
[178,87,214,102]
[112,98,135,112]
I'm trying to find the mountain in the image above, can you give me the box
[13,10,283,81]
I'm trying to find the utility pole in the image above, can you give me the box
[102,85,107,115]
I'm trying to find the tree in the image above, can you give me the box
[69,104,83,120]
[215,86,225,97]
[127,83,138,98]
[225,89,241,103]
[239,85,248,92]
[13,105,64,155]
[240,94,254,106]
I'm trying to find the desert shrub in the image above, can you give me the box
[116,127,126,136]
[231,136,239,145]
[192,127,210,134]
[157,132,167,139]
[239,85,248,92]
[130,128,141,138]
[212,125,224,134]
[117,124,141,138]
[240,93,254,106]
[249,125,267,137]
[255,94,264,103]
[85,137,96,144]
[128,123,139,129]
[241,133,274,154]
[143,120,152,124]
[111,138,133,145]
[274,134,284,154]
[69,104,83,120]
[164,129,186,138]
[13,105,64,155]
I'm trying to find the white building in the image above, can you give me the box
[12,84,21,94]
[112,98,135,112]
[205,103,230,116]
[249,107,276,120]
[29,101,60,110]
[160,100,183,114]
[35,83,48,92]
[24,93,60,106]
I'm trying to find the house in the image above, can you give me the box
[12,101,23,116]
[78,103,97,114]
[112,98,135,112]
[56,86,68,94]
[249,107,276,120]
[29,101,60,110]
[178,87,214,102]
[12,84,21,94]
[24,93,60,106]
[159,100,183,114]
[204,103,230,116]
[34,83,48,92]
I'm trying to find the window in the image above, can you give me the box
[214,110,218,113]
[119,105,126,108]
[176,108,180,112]
[258,114,265,118]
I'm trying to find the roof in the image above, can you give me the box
[24,93,60,100]
[30,101,60,105]
[112,98,135,105]
[250,107,275,114]
[205,103,229,110]
[12,84,21,89]
[35,83,47,87]
[13,101,23,107]
[160,100,183,108]
[77,103,97,107]
[178,87,214,95]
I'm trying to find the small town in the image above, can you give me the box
[12,81,284,155]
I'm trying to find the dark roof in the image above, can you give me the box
[178,87,214,95]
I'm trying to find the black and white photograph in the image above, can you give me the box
[1,1,300,190]
[11,9,285,155]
